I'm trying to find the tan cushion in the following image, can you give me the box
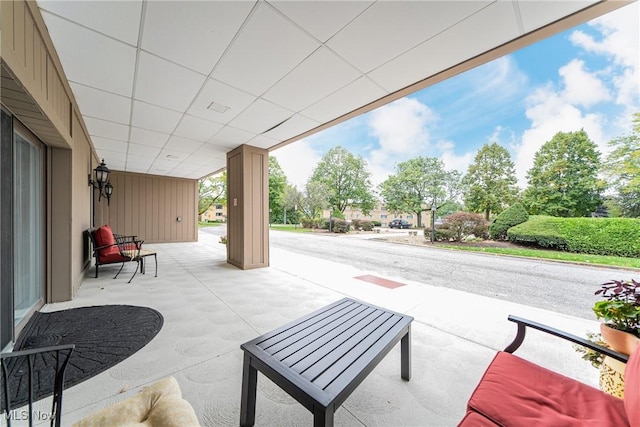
[72,377,200,427]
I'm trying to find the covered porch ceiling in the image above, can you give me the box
[36,0,628,180]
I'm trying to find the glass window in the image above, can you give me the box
[381,214,387,219]
[13,129,44,326]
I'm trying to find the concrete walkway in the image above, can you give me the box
[38,230,601,426]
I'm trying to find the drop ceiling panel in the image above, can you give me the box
[518,0,598,33]
[125,164,150,174]
[187,78,257,124]
[38,0,142,45]
[263,114,320,141]
[69,83,131,125]
[208,126,255,148]
[262,47,362,112]
[40,12,136,97]
[90,136,128,153]
[228,98,293,134]
[164,136,205,153]
[159,149,189,162]
[135,52,206,112]
[129,127,170,147]
[131,101,182,134]
[83,117,129,141]
[212,3,320,96]
[174,115,224,141]
[248,134,279,150]
[368,1,521,92]
[302,76,388,123]
[128,143,161,157]
[194,143,229,158]
[269,0,373,43]
[126,154,155,167]
[98,150,127,163]
[327,1,492,73]
[142,1,254,75]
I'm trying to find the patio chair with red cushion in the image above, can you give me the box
[87,225,152,282]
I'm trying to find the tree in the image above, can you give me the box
[462,142,518,220]
[299,180,330,221]
[269,156,287,223]
[379,157,462,227]
[605,112,640,217]
[198,172,226,215]
[522,130,603,217]
[309,146,375,214]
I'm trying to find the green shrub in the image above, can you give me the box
[332,219,350,233]
[301,217,324,229]
[359,220,373,231]
[423,227,455,241]
[442,212,489,242]
[489,203,529,240]
[372,220,381,227]
[508,216,640,257]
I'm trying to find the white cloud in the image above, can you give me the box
[559,59,611,107]
[366,98,436,185]
[271,140,321,189]
[437,140,474,174]
[569,2,639,108]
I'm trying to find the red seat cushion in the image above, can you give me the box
[457,410,500,426]
[467,352,629,427]
[99,246,130,263]
[625,345,640,426]
[94,225,116,257]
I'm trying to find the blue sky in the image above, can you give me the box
[274,2,639,190]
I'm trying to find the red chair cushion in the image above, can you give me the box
[99,246,130,263]
[457,410,500,426]
[625,345,640,426]
[467,352,629,427]
[94,225,116,257]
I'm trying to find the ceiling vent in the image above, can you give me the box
[207,101,230,114]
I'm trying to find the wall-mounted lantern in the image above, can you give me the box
[88,159,113,205]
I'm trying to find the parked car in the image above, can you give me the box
[388,219,412,229]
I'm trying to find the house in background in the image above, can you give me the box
[201,204,227,223]
[1,0,628,351]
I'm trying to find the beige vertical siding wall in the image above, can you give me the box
[98,171,198,244]
[2,1,100,301]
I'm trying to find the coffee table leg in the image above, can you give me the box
[240,353,258,426]
[313,406,334,427]
[401,325,411,380]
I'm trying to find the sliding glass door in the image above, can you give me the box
[13,125,45,328]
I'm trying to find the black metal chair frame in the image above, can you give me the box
[504,315,628,363]
[114,234,157,283]
[86,228,143,280]
[1,344,75,427]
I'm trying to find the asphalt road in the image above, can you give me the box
[202,225,635,320]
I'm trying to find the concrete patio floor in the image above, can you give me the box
[38,230,602,426]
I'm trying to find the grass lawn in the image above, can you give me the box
[198,221,223,227]
[269,224,313,233]
[441,245,640,269]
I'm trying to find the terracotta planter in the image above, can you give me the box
[600,323,640,356]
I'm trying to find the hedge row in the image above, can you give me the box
[507,216,640,257]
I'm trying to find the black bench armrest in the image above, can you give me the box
[505,315,628,364]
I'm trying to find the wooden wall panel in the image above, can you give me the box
[102,171,197,243]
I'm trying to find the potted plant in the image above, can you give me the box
[574,279,640,398]
[592,279,640,356]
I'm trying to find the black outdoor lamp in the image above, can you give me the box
[88,159,113,205]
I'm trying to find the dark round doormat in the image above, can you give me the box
[3,305,163,410]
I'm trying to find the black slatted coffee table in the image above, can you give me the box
[240,297,413,427]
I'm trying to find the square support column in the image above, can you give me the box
[226,145,269,269]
